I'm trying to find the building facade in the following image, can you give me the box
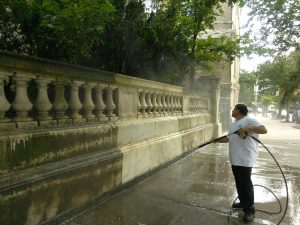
[197,3,241,132]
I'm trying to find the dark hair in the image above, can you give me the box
[235,104,248,115]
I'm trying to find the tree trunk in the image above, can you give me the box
[277,92,287,119]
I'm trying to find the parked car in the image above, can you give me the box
[292,110,300,123]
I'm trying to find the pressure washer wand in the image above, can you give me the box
[197,130,240,149]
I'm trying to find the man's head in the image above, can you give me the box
[232,104,248,119]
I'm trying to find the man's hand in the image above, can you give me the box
[238,127,248,139]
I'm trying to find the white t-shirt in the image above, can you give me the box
[228,116,261,167]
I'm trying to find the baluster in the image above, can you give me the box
[68,81,83,121]
[52,79,69,122]
[180,96,183,113]
[94,84,108,121]
[174,95,179,114]
[11,74,34,122]
[82,82,96,121]
[145,91,153,115]
[161,93,167,115]
[34,77,53,123]
[139,91,147,116]
[137,90,142,116]
[105,85,117,119]
[165,94,170,114]
[156,93,162,115]
[151,92,157,116]
[168,94,172,114]
[170,95,175,114]
[0,73,11,122]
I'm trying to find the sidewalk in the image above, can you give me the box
[60,116,300,225]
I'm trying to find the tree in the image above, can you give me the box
[0,0,115,63]
[150,0,240,85]
[241,0,300,55]
[257,50,300,120]
[0,0,241,86]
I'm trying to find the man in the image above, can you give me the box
[216,104,267,223]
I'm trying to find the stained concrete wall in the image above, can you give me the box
[0,51,220,225]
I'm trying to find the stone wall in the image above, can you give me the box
[0,51,220,225]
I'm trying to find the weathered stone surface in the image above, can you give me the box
[0,150,122,225]
[0,51,221,225]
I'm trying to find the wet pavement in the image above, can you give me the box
[60,115,300,225]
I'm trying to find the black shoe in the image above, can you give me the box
[232,202,243,209]
[243,212,255,223]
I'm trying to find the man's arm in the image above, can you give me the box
[239,125,267,136]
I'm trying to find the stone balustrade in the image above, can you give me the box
[137,90,183,117]
[0,51,217,225]
[189,96,209,113]
[0,52,210,130]
[0,71,118,129]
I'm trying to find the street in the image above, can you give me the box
[60,115,300,225]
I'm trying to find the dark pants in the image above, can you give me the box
[232,165,255,213]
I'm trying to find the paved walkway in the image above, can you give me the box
[61,116,300,225]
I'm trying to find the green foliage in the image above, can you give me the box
[195,35,239,62]
[240,0,300,116]
[256,50,300,113]
[0,0,115,62]
[0,0,241,85]
[260,95,276,107]
[241,0,300,55]
[37,0,115,62]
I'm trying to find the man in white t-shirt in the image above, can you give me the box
[216,104,267,223]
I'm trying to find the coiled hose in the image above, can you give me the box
[198,132,289,225]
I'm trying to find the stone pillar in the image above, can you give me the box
[145,91,153,115]
[156,93,162,115]
[169,95,174,114]
[176,95,180,113]
[166,94,171,114]
[11,73,35,124]
[34,77,53,123]
[139,90,146,116]
[0,73,11,122]
[105,85,117,120]
[137,90,142,116]
[52,79,69,124]
[82,82,96,121]
[173,95,177,114]
[161,93,167,115]
[94,84,108,122]
[198,76,222,137]
[151,92,157,116]
[68,81,83,122]
[182,94,189,115]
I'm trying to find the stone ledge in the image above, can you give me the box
[0,148,121,194]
